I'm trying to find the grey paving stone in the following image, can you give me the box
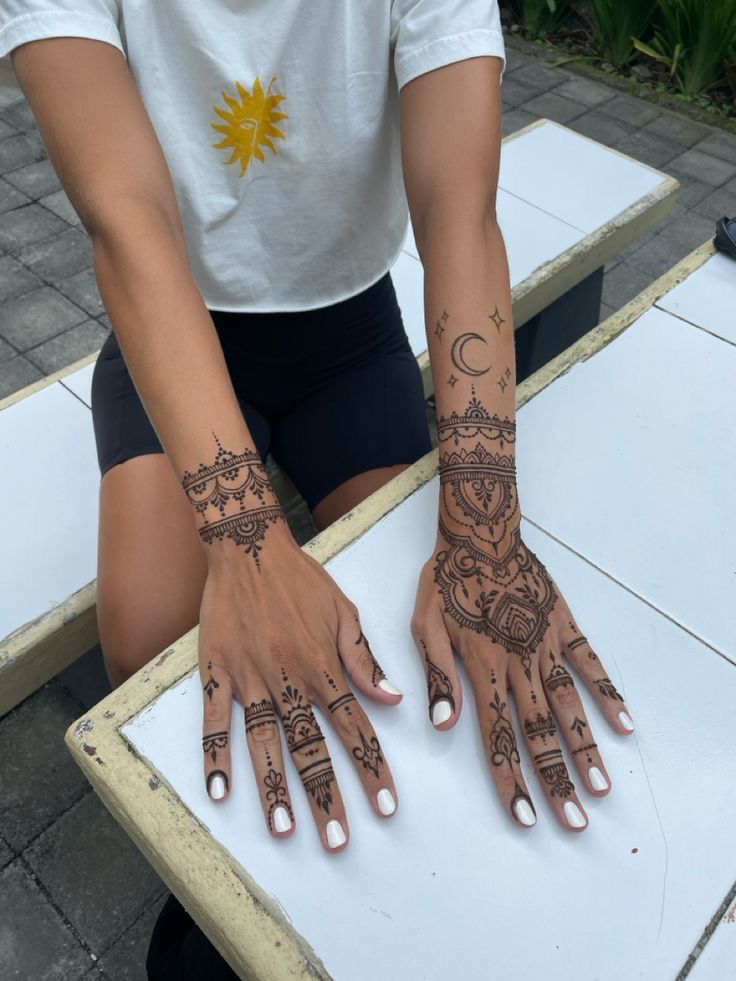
[0,833,13,870]
[26,318,109,374]
[673,177,720,210]
[99,313,112,330]
[0,203,69,254]
[0,176,30,214]
[640,112,713,148]
[598,301,617,322]
[624,228,697,279]
[56,266,104,317]
[0,82,24,111]
[15,225,93,285]
[668,147,736,187]
[24,792,167,954]
[553,77,615,109]
[0,131,46,172]
[0,334,16,364]
[500,75,545,109]
[40,187,82,226]
[601,260,655,309]
[0,355,43,398]
[96,894,168,981]
[567,109,636,147]
[502,108,538,137]
[0,117,17,140]
[0,253,43,303]
[511,61,571,90]
[521,91,586,125]
[599,94,661,128]
[614,129,685,168]
[504,48,533,74]
[657,210,715,253]
[4,157,61,200]
[1,97,38,133]
[0,861,91,981]
[693,180,736,222]
[0,684,90,850]
[1,286,88,350]
[691,128,736,166]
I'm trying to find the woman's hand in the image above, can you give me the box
[411,434,635,833]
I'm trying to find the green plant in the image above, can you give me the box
[634,0,736,97]
[521,0,575,39]
[585,0,657,66]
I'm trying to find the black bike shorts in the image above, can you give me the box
[90,270,432,512]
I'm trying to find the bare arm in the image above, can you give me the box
[11,36,287,565]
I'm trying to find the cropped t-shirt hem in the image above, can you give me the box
[0,12,126,60]
[394,27,506,92]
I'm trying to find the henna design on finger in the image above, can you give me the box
[572,742,598,764]
[511,779,536,822]
[280,680,335,814]
[488,690,520,768]
[594,677,624,701]
[534,749,574,798]
[202,730,228,764]
[328,693,356,716]
[570,716,587,738]
[323,670,339,692]
[203,661,220,701]
[354,620,385,687]
[546,651,574,691]
[244,698,277,734]
[264,768,294,831]
[206,769,229,797]
[419,639,455,718]
[352,730,384,778]
[181,430,286,570]
[524,711,556,743]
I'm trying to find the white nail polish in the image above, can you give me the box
[618,711,635,732]
[273,806,292,832]
[514,799,536,827]
[326,819,346,848]
[563,801,587,829]
[378,678,402,695]
[377,789,396,816]
[588,766,609,791]
[209,775,226,800]
[432,699,453,726]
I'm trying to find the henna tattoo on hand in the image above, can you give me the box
[534,749,574,798]
[573,742,598,764]
[524,711,556,743]
[206,769,229,797]
[279,676,335,813]
[489,688,535,822]
[594,677,624,701]
[202,730,228,764]
[181,429,286,570]
[419,638,455,719]
[203,660,220,701]
[570,716,587,738]
[545,651,574,691]
[352,730,384,778]
[244,698,277,734]
[354,619,385,687]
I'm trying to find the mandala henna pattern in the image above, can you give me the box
[279,678,335,814]
[545,650,574,692]
[181,429,286,570]
[535,749,574,798]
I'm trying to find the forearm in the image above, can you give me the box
[420,210,517,485]
[92,207,289,564]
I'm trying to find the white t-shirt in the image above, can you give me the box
[0,1,506,312]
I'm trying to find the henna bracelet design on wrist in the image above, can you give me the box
[181,429,285,569]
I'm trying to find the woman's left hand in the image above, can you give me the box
[410,498,636,833]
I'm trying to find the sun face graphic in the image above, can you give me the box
[211,75,288,177]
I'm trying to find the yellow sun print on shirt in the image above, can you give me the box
[210,75,288,177]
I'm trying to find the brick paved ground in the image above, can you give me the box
[1,40,735,980]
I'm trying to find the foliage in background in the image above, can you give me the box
[517,0,575,40]
[634,0,736,97]
[586,0,657,67]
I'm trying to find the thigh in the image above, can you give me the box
[270,344,432,521]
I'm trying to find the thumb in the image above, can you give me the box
[335,600,403,705]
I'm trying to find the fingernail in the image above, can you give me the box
[326,819,346,848]
[273,806,292,832]
[431,699,453,726]
[377,788,396,815]
[208,774,226,800]
[618,711,635,732]
[378,678,402,695]
[588,766,609,791]
[563,801,587,829]
[514,799,536,827]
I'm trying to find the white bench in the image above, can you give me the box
[0,118,678,715]
[65,237,736,980]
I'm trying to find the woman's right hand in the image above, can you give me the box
[197,519,402,853]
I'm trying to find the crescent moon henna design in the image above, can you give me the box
[450,332,492,377]
[181,429,286,570]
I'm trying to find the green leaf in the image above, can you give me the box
[633,38,672,65]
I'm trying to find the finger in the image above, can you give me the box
[274,665,349,853]
[465,649,536,829]
[540,647,611,797]
[243,685,296,838]
[336,601,403,704]
[558,613,635,736]
[317,666,398,818]
[200,657,233,803]
[509,657,588,833]
[411,603,463,730]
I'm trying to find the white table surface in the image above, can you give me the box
[122,257,736,978]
